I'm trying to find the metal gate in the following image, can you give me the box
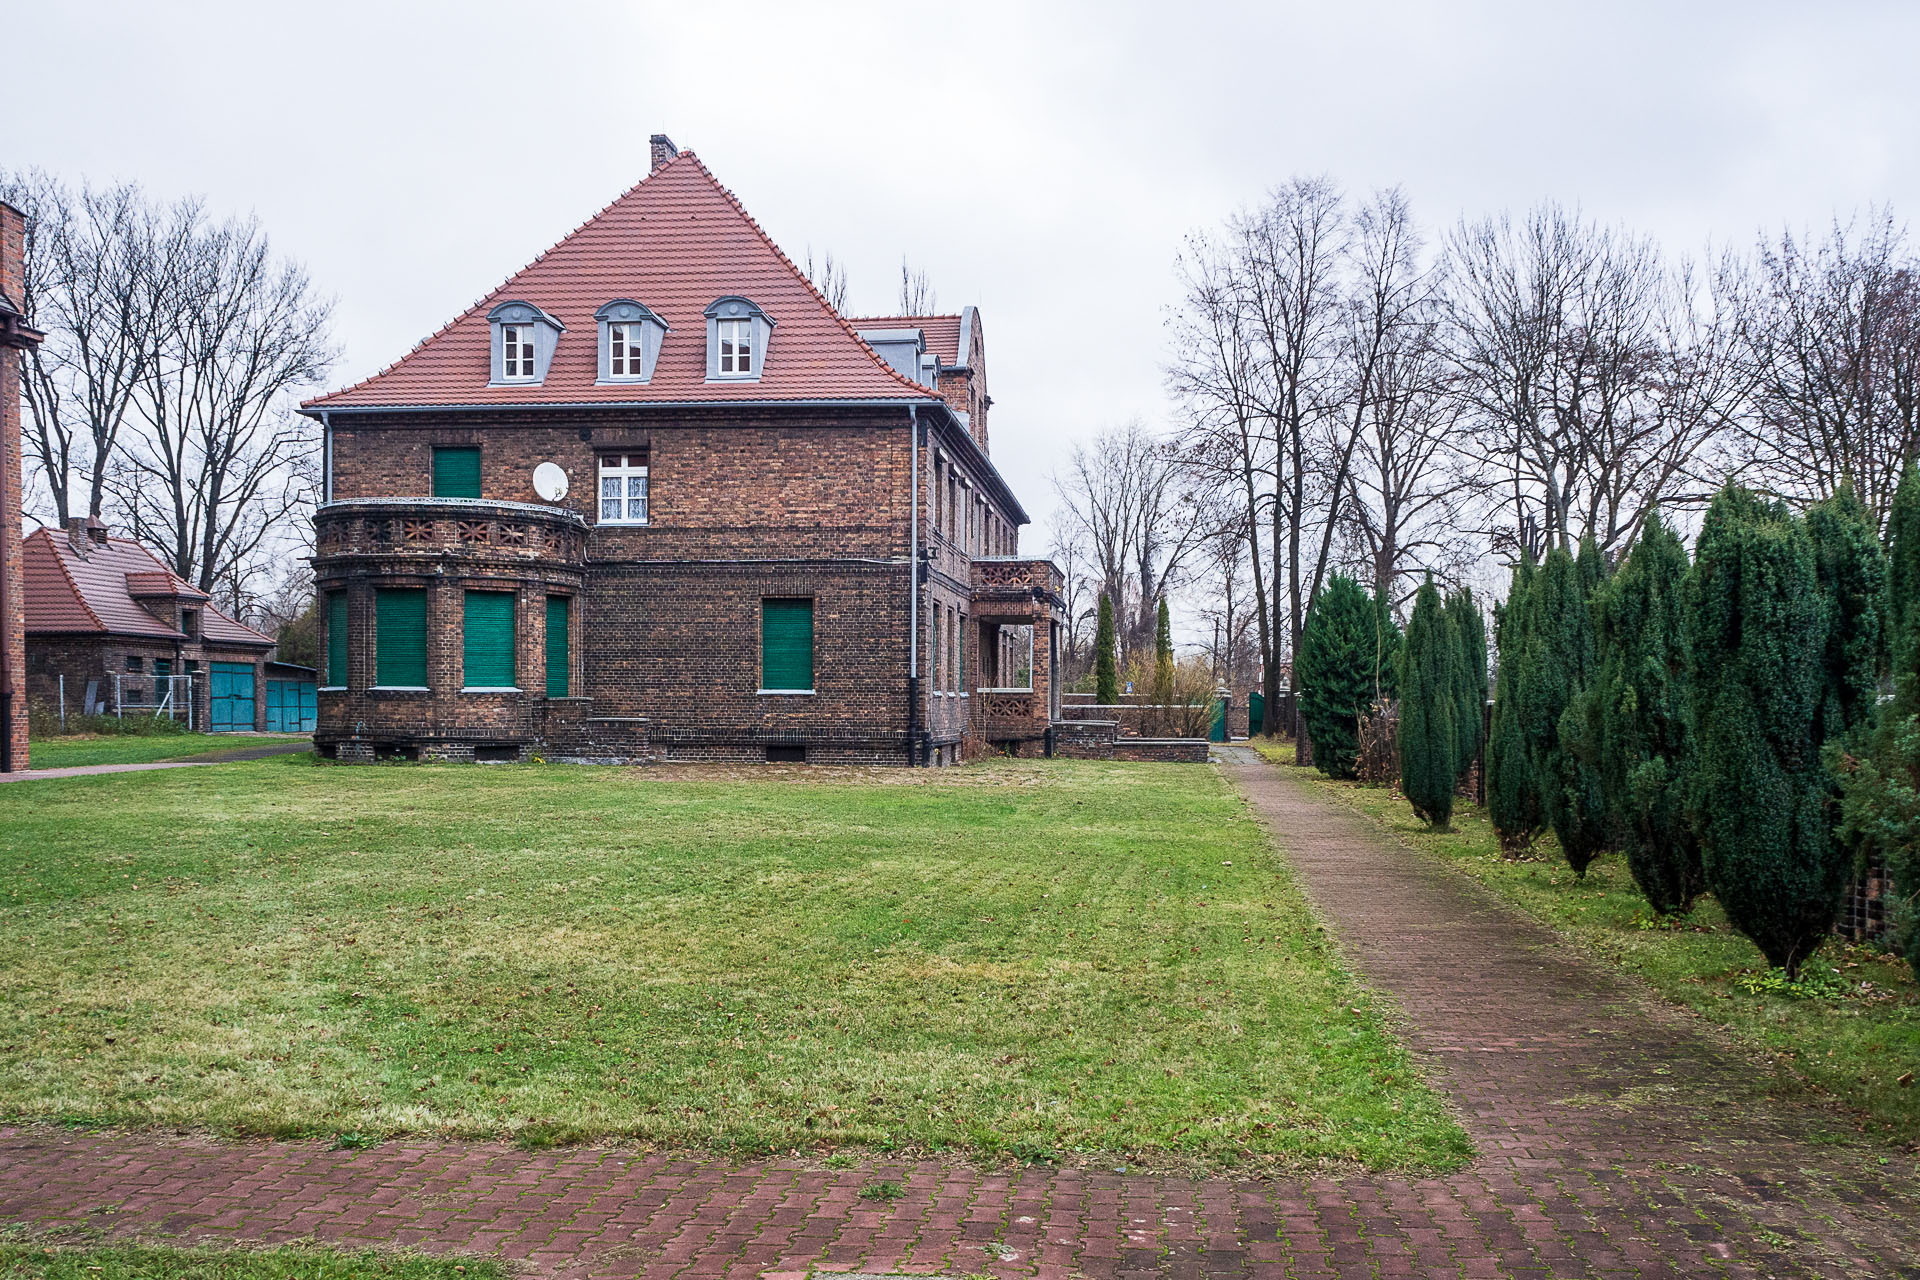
[209,662,256,731]
[1249,690,1265,737]
[1209,697,1228,742]
[265,679,316,732]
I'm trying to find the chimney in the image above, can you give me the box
[66,516,89,558]
[650,134,679,174]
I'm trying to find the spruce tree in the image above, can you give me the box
[1445,589,1488,786]
[1399,576,1458,828]
[1593,512,1701,916]
[1687,486,1839,977]
[1296,575,1376,779]
[1487,559,1544,852]
[1094,595,1119,705]
[1838,462,1920,969]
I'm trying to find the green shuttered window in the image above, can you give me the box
[761,598,814,692]
[375,588,428,687]
[463,591,516,688]
[432,447,481,498]
[546,596,570,698]
[325,591,347,687]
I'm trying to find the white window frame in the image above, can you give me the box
[716,317,754,376]
[598,454,651,526]
[500,323,536,381]
[608,322,643,378]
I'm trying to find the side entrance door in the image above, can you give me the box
[210,662,256,731]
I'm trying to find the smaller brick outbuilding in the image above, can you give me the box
[24,521,276,731]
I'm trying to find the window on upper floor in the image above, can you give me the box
[598,453,650,525]
[501,325,534,380]
[704,297,772,381]
[596,300,667,383]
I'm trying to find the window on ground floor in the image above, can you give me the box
[761,597,814,692]
[325,591,348,687]
[375,588,428,688]
[462,590,517,689]
[546,596,570,698]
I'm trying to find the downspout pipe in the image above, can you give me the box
[906,405,920,767]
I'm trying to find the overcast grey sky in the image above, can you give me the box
[11,0,1920,547]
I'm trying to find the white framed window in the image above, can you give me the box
[501,324,535,380]
[609,323,643,378]
[598,454,650,525]
[717,318,753,375]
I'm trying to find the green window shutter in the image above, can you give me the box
[761,598,814,691]
[463,591,516,688]
[433,447,481,498]
[375,588,428,687]
[326,591,348,686]
[546,596,570,698]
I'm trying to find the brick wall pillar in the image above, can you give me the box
[0,200,44,771]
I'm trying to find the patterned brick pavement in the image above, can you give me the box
[2,760,1917,1278]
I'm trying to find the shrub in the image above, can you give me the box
[1399,576,1457,829]
[1487,560,1544,853]
[1094,595,1119,705]
[29,707,194,738]
[1687,486,1842,978]
[1297,575,1378,778]
[1592,512,1701,916]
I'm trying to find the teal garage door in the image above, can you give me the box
[210,662,256,731]
[265,679,316,732]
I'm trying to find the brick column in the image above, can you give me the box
[0,200,46,772]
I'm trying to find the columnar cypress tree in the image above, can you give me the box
[1372,586,1402,703]
[1154,598,1175,694]
[1687,486,1838,977]
[1522,542,1608,876]
[1487,560,1543,852]
[1593,512,1701,915]
[1094,595,1119,706]
[1445,589,1487,786]
[1806,483,1888,751]
[1296,575,1376,779]
[1839,462,1920,969]
[1399,576,1458,828]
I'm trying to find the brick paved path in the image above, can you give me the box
[3,761,1918,1278]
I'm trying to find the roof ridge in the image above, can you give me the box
[307,155,691,406]
[676,154,938,402]
[27,527,105,631]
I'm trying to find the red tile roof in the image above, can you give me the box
[848,314,965,368]
[23,529,273,646]
[306,153,942,410]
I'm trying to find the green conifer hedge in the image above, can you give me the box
[1296,575,1377,779]
[1399,577,1458,828]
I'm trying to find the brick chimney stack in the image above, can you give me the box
[0,199,46,771]
[650,134,679,174]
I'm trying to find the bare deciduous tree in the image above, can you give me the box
[803,246,850,313]
[898,258,936,314]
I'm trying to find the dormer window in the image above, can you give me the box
[501,324,534,380]
[704,297,773,382]
[595,300,667,383]
[487,301,563,386]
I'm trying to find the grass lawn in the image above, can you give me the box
[0,756,1468,1173]
[1283,761,1920,1141]
[26,734,310,771]
[0,1243,503,1280]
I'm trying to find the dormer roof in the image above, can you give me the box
[304,153,940,411]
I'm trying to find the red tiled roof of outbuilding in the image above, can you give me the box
[22,528,273,646]
[305,153,941,410]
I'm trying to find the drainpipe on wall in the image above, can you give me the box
[321,412,333,504]
[906,406,920,767]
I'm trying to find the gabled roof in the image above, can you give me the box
[22,528,274,647]
[305,153,942,411]
[849,314,965,368]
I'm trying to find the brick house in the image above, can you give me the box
[23,522,277,730]
[1,199,43,770]
[302,137,1064,765]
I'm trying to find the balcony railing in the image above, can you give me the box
[314,498,588,566]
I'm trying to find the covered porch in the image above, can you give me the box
[968,557,1066,750]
